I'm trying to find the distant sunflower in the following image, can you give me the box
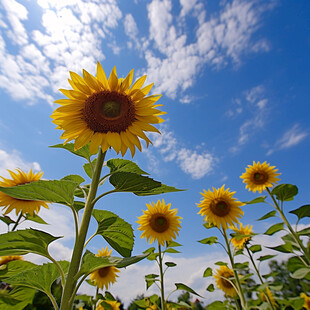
[0,255,23,266]
[260,288,278,308]
[230,223,253,249]
[301,293,310,310]
[197,185,244,230]
[213,265,237,297]
[240,161,281,193]
[96,300,121,310]
[90,247,120,290]
[0,169,49,216]
[51,62,165,157]
[137,199,182,246]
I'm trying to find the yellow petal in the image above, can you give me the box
[54,99,84,105]
[59,89,88,100]
[96,61,109,90]
[126,131,142,151]
[74,129,93,150]
[108,66,119,91]
[83,69,101,92]
[120,69,134,93]
[129,75,147,93]
[131,83,153,101]
[106,131,121,153]
[89,133,103,154]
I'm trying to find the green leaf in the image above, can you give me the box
[109,172,183,196]
[289,205,310,220]
[203,267,212,277]
[0,260,37,281]
[257,254,276,262]
[271,184,298,201]
[214,261,228,266]
[165,262,177,267]
[107,159,148,175]
[297,227,310,236]
[92,209,134,257]
[164,248,181,254]
[166,241,182,247]
[146,253,159,261]
[0,229,61,258]
[206,301,227,310]
[74,185,89,198]
[249,244,262,253]
[198,236,218,245]
[0,177,83,206]
[244,196,267,204]
[143,247,155,254]
[73,201,85,212]
[24,213,48,225]
[257,210,277,221]
[234,262,249,270]
[83,158,97,179]
[203,222,216,229]
[77,251,147,278]
[291,267,310,279]
[7,261,69,296]
[50,143,91,159]
[267,243,293,253]
[287,256,310,280]
[61,174,85,185]
[175,283,202,297]
[0,286,36,310]
[0,216,15,226]
[206,284,214,292]
[264,223,284,236]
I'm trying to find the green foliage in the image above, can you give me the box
[50,143,91,160]
[198,236,218,245]
[0,261,37,282]
[175,283,202,297]
[0,286,36,310]
[244,196,266,204]
[289,204,310,220]
[203,267,212,277]
[271,184,298,201]
[107,159,148,175]
[145,274,159,289]
[257,210,277,221]
[264,223,284,235]
[24,213,48,225]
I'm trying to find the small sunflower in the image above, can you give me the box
[90,247,120,290]
[260,288,278,308]
[137,199,182,246]
[230,223,253,249]
[240,161,281,193]
[51,62,165,157]
[96,300,121,310]
[301,293,310,310]
[0,169,49,216]
[197,185,244,230]
[0,255,23,266]
[213,265,237,297]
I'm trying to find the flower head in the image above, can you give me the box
[0,169,49,215]
[90,247,120,290]
[137,199,182,246]
[0,255,23,266]
[240,161,281,193]
[51,62,165,157]
[197,185,244,230]
[301,293,310,310]
[230,223,253,249]
[96,300,121,310]
[213,265,237,297]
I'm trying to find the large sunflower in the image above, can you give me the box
[90,247,120,290]
[51,62,165,156]
[96,300,121,310]
[213,265,237,297]
[0,255,23,266]
[230,223,253,250]
[240,161,281,193]
[137,199,182,246]
[301,293,310,310]
[197,185,244,230]
[0,169,49,216]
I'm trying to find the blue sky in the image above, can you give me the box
[0,0,309,305]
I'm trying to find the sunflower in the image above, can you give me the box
[230,223,253,249]
[197,185,244,230]
[137,199,182,246]
[96,300,121,310]
[0,255,23,266]
[90,247,120,290]
[213,265,237,297]
[240,161,281,193]
[51,62,165,157]
[0,169,49,216]
[301,293,310,310]
[260,288,278,308]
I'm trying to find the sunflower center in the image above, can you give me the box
[222,272,234,288]
[210,200,230,217]
[83,91,136,133]
[98,267,110,278]
[150,215,169,233]
[253,172,268,184]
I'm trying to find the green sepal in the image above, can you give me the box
[92,209,134,257]
[264,223,284,235]
[257,210,277,221]
[175,283,202,297]
[50,143,91,160]
[271,184,298,201]
[198,236,218,245]
[289,204,310,220]
[203,267,212,277]
[244,196,266,204]
[0,229,62,258]
[107,158,149,175]
[0,286,36,310]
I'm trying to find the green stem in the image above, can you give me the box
[266,188,310,266]
[60,150,106,310]
[158,244,166,310]
[48,254,66,287]
[47,292,59,310]
[11,212,23,231]
[222,229,247,309]
[92,189,116,205]
[245,245,276,310]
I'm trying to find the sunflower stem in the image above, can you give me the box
[222,228,247,309]
[158,244,166,310]
[11,212,23,231]
[266,188,310,266]
[60,149,106,310]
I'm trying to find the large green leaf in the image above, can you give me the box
[0,260,36,281]
[175,283,202,297]
[50,143,91,159]
[257,210,277,221]
[264,223,284,236]
[92,209,134,257]
[271,184,298,201]
[109,172,183,196]
[0,229,61,258]
[289,205,310,220]
[0,176,84,206]
[7,261,69,296]
[267,243,293,253]
[244,196,266,204]
[107,159,148,175]
[198,237,218,245]
[0,286,36,310]
[77,250,147,278]
[291,267,310,279]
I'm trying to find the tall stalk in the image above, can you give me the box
[158,244,166,310]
